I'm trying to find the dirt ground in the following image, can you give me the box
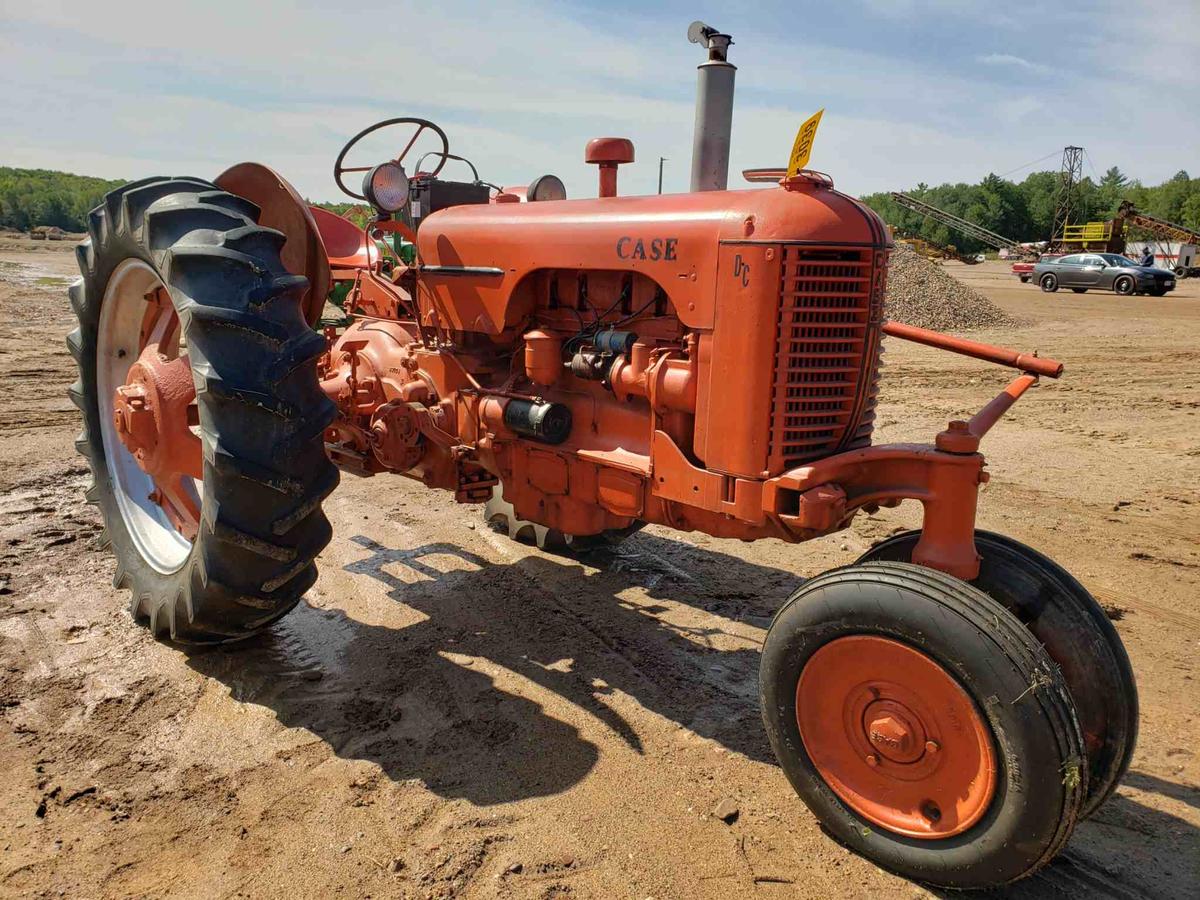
[0,235,1196,899]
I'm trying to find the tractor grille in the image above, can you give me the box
[767,246,887,473]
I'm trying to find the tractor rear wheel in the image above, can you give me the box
[856,530,1136,817]
[69,177,338,643]
[760,562,1084,889]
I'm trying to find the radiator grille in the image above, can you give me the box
[767,246,887,472]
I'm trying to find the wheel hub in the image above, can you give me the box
[796,636,997,839]
[112,345,201,480]
[864,700,926,764]
[99,271,204,546]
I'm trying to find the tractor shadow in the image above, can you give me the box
[184,529,1198,895]
[184,530,790,806]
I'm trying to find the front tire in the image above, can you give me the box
[856,530,1136,816]
[760,562,1084,889]
[1040,273,1058,292]
[1114,275,1135,295]
[68,177,338,643]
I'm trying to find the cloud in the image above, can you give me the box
[0,0,1196,199]
[996,96,1045,123]
[976,53,1050,74]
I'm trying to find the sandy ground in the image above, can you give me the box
[0,235,1196,899]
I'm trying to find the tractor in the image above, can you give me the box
[67,22,1135,890]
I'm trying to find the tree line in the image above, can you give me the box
[4,164,1199,254]
[860,167,1200,253]
[0,166,384,234]
[0,167,125,233]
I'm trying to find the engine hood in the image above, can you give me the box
[416,183,888,333]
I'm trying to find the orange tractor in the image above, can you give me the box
[68,22,1134,889]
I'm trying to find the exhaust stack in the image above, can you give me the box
[687,21,736,192]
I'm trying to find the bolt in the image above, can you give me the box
[865,753,879,767]
[925,740,940,754]
[948,419,970,433]
[868,714,911,751]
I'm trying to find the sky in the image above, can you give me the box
[1,1,1197,203]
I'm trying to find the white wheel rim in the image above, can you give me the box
[96,259,197,573]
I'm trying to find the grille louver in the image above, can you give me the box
[767,246,886,473]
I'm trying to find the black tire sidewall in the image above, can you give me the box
[760,569,1078,888]
[1114,276,1134,295]
[75,218,203,610]
[1040,273,1058,292]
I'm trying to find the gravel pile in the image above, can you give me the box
[884,244,1016,331]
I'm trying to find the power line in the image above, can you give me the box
[998,150,1062,179]
[1083,148,1101,182]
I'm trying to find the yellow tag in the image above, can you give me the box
[787,109,825,177]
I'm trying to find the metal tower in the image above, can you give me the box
[1049,146,1084,248]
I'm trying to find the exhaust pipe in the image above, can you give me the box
[687,21,736,192]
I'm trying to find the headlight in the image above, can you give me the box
[527,174,567,202]
[362,162,410,213]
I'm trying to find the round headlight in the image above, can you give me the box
[362,161,410,213]
[527,174,567,202]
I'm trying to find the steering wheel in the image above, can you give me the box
[333,117,450,201]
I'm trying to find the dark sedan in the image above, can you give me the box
[1033,253,1176,296]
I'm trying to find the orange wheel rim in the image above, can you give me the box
[796,636,997,839]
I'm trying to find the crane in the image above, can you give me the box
[888,191,1030,256]
[1115,201,1200,276]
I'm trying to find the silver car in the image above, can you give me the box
[1034,252,1176,296]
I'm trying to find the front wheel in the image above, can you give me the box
[1113,275,1136,295]
[856,530,1136,817]
[760,563,1084,888]
[69,178,338,643]
[1040,273,1059,292]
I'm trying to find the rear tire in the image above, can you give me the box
[69,177,338,643]
[760,562,1084,888]
[857,530,1136,817]
[1040,273,1058,292]
[1018,275,1030,283]
[1114,275,1135,295]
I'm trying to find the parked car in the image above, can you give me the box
[1012,254,1059,283]
[1033,252,1176,296]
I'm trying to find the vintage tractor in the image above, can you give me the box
[67,22,1135,890]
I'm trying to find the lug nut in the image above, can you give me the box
[865,753,879,767]
[925,740,940,754]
